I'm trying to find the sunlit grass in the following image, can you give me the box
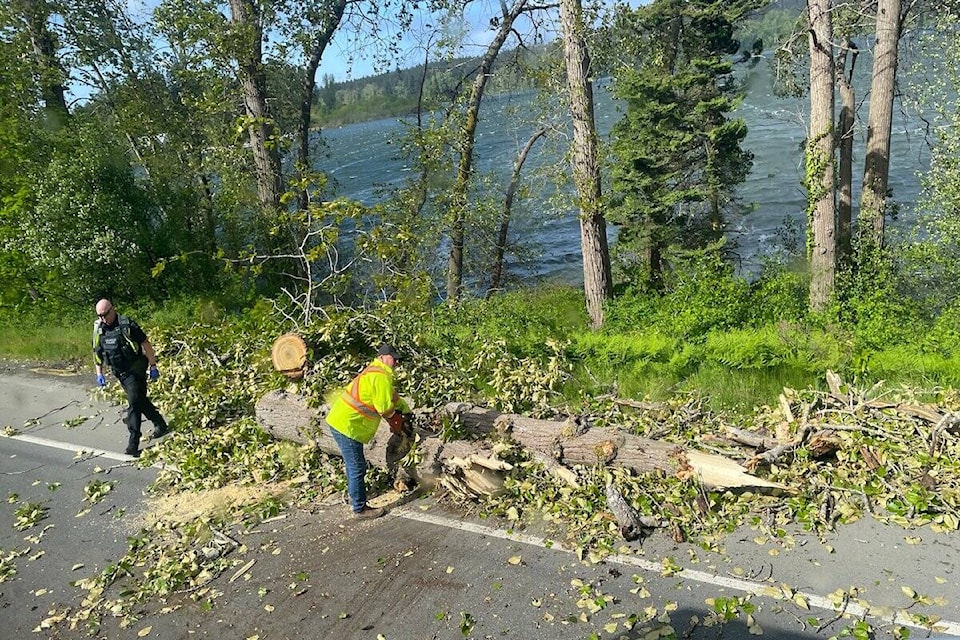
[679,364,819,417]
[0,313,91,363]
[0,297,230,365]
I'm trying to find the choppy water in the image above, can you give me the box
[315,58,930,285]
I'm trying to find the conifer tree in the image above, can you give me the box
[608,0,759,288]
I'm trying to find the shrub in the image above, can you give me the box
[747,264,809,325]
[863,345,960,387]
[572,331,677,365]
[651,249,752,340]
[606,249,753,341]
[922,299,960,357]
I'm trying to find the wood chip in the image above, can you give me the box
[230,559,256,583]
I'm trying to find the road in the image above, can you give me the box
[2,365,959,639]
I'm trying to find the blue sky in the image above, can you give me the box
[119,0,643,84]
[313,0,648,82]
[314,0,543,82]
[123,0,517,82]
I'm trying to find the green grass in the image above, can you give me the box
[678,363,820,415]
[0,294,247,365]
[0,310,91,363]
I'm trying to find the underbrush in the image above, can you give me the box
[4,259,958,417]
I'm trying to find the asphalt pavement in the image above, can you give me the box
[2,367,960,639]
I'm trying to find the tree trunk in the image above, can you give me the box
[295,0,348,211]
[229,0,283,212]
[17,0,70,127]
[254,393,785,495]
[806,0,836,312]
[406,46,434,223]
[560,0,613,328]
[836,40,857,264]
[488,128,547,297]
[445,0,529,304]
[858,0,903,253]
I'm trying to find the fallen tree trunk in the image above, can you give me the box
[254,391,785,497]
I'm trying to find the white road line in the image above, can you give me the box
[2,432,147,464]
[394,507,960,637]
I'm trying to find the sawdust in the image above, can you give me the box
[144,480,298,526]
[29,365,83,376]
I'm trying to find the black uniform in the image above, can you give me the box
[93,315,168,455]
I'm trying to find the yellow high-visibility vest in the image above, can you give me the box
[325,358,410,443]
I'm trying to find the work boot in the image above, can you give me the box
[353,505,385,519]
[153,423,170,438]
[126,432,141,457]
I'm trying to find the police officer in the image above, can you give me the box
[325,344,411,519]
[92,299,169,457]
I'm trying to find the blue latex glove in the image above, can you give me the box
[96,373,106,387]
[148,365,159,381]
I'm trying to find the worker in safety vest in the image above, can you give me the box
[325,344,411,519]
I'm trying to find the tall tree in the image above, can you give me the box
[858,0,905,254]
[0,1,182,303]
[607,0,756,289]
[228,0,283,212]
[285,0,349,211]
[806,0,836,312]
[445,0,530,303]
[488,127,547,297]
[904,7,960,309]
[560,0,612,327]
[10,0,70,127]
[836,37,857,263]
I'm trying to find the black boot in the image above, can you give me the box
[125,431,141,457]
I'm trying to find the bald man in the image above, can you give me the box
[92,299,169,457]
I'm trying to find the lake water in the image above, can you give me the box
[315,58,930,285]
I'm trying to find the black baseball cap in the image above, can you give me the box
[377,343,399,360]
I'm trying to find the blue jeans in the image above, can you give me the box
[329,425,368,512]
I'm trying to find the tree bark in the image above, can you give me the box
[229,0,283,212]
[806,0,836,312]
[488,127,547,297]
[836,39,857,263]
[295,0,348,211]
[254,393,785,495]
[445,0,529,304]
[858,0,903,253]
[560,0,613,328]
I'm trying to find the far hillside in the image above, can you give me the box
[311,0,803,128]
[312,45,553,127]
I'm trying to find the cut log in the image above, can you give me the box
[255,389,315,444]
[254,389,422,481]
[445,404,784,490]
[271,334,307,380]
[254,392,786,497]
